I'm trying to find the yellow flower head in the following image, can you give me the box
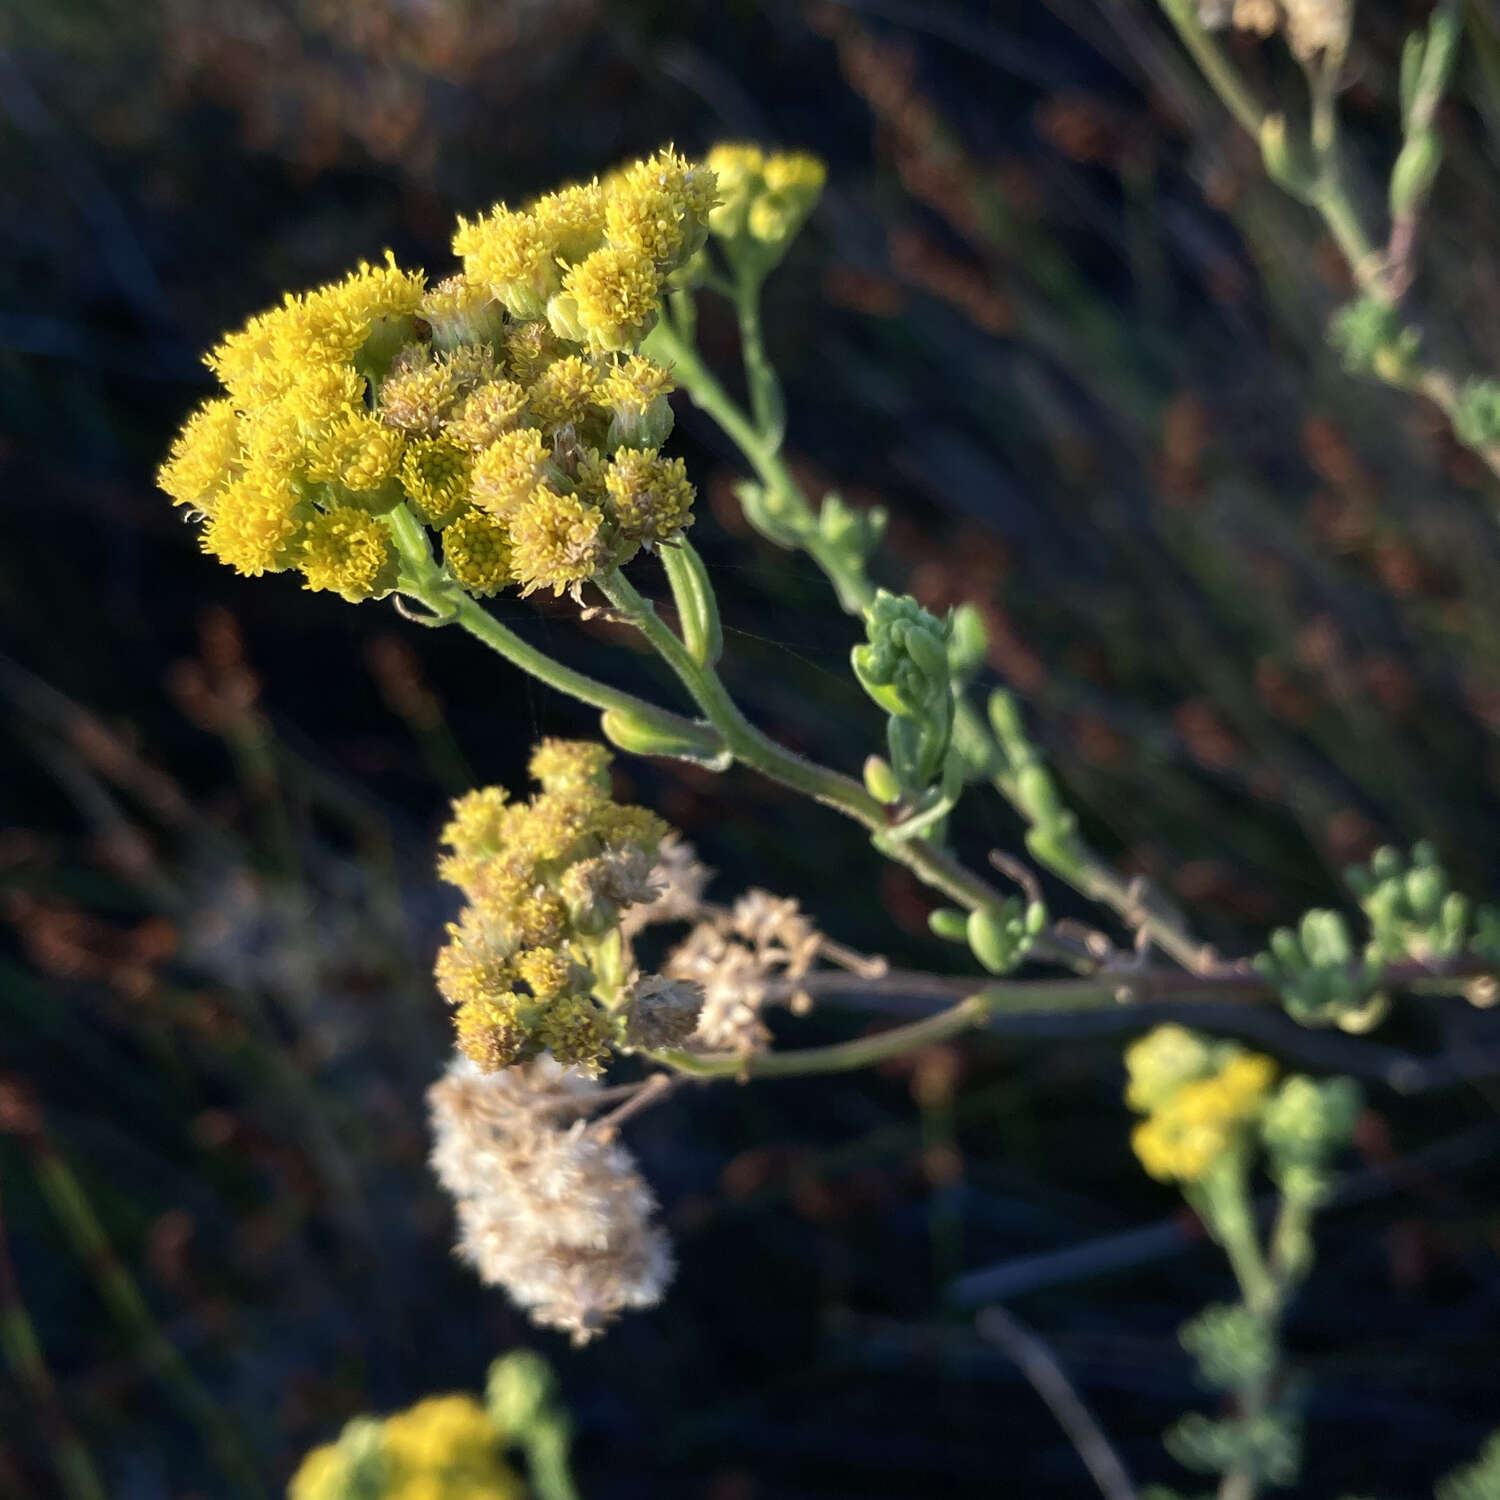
[502,320,563,386]
[508,487,612,596]
[534,993,614,1076]
[560,245,661,353]
[514,944,581,1002]
[1125,1026,1276,1184]
[446,379,531,450]
[454,204,559,320]
[434,909,517,1010]
[400,436,472,527]
[442,511,514,596]
[298,505,399,602]
[529,738,614,795]
[470,428,551,519]
[378,346,493,435]
[434,744,670,1072]
[455,995,531,1072]
[308,410,407,494]
[288,1393,519,1500]
[1124,1023,1214,1113]
[526,353,605,433]
[705,142,766,238]
[157,397,244,512]
[603,148,717,267]
[603,354,676,449]
[421,274,507,351]
[603,447,695,546]
[280,253,426,372]
[532,180,608,266]
[200,476,308,575]
[748,151,827,244]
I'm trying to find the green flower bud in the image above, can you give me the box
[487,1349,560,1438]
[863,754,903,805]
[928,906,970,943]
[600,709,729,769]
[947,602,988,684]
[966,897,1045,974]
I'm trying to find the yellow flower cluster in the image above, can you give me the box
[435,740,669,1075]
[159,149,715,602]
[705,143,826,248]
[1125,1025,1277,1184]
[288,1394,520,1500]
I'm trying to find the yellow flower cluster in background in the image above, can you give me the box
[159,148,721,602]
[1125,1025,1277,1184]
[289,1393,520,1500]
[436,740,669,1075]
[704,144,827,251]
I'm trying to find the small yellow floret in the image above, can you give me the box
[421,274,506,350]
[287,1441,348,1500]
[443,510,514,596]
[471,429,550,519]
[604,149,716,266]
[534,993,613,1076]
[157,397,243,512]
[454,205,558,320]
[748,151,827,244]
[456,995,529,1072]
[604,447,695,545]
[562,246,661,352]
[400,436,472,527]
[200,477,307,575]
[509,488,611,596]
[605,353,675,408]
[514,945,580,1002]
[529,738,614,796]
[447,379,530,450]
[1124,1023,1214,1113]
[532,180,608,265]
[527,354,605,431]
[298,506,398,602]
[705,142,765,237]
[280,253,425,369]
[503,321,563,385]
[309,410,406,493]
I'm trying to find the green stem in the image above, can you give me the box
[595,566,1012,919]
[384,504,725,763]
[733,267,786,449]
[523,1420,581,1500]
[653,992,996,1078]
[1156,0,1267,136]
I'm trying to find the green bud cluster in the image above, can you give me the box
[1328,293,1421,382]
[1453,378,1500,451]
[929,897,1047,975]
[1260,1074,1362,1222]
[486,1350,562,1438]
[1180,1302,1277,1393]
[853,591,957,793]
[1252,909,1385,1030]
[1345,842,1469,964]
[1166,1407,1301,1491]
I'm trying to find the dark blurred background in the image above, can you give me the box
[3,1,1499,1495]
